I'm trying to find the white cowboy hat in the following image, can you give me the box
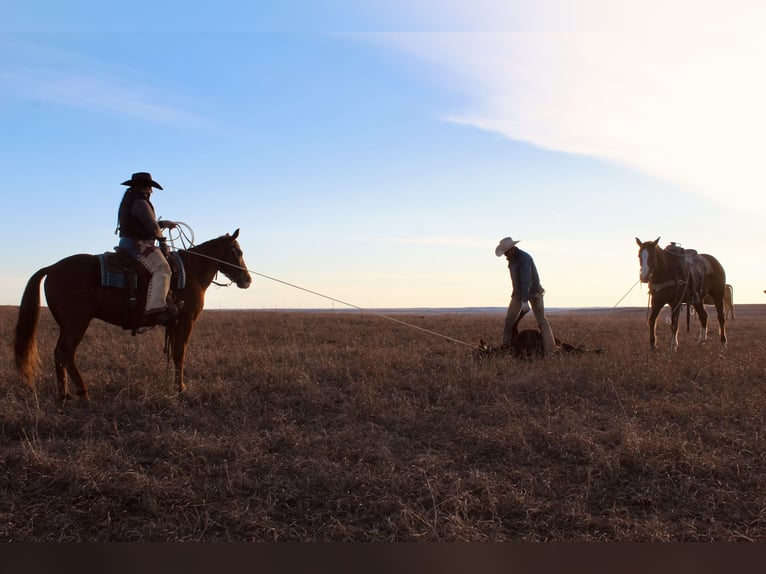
[495,236,520,256]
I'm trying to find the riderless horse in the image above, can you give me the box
[13,230,251,400]
[635,237,727,352]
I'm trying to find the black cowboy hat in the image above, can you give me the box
[120,172,163,190]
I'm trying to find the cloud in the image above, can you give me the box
[367,1,766,211]
[0,67,203,127]
[357,235,489,248]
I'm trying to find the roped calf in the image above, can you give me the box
[476,308,603,359]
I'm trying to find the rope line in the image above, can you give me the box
[172,223,640,351]
[181,249,477,349]
[573,279,642,348]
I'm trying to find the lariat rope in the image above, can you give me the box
[163,222,480,347]
[181,247,644,352]
[169,223,638,351]
[178,246,477,349]
[573,279,641,349]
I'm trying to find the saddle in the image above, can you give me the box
[97,250,186,334]
[663,242,712,303]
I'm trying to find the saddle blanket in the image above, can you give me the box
[98,251,186,290]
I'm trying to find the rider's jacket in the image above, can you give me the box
[117,189,158,240]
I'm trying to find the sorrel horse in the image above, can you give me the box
[14,230,251,400]
[635,237,727,352]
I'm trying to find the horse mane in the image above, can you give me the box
[186,233,231,253]
[177,234,233,274]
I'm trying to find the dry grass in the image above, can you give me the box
[1,305,764,541]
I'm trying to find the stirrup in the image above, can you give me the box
[144,309,171,326]
[167,298,184,317]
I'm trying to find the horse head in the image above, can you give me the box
[635,236,660,283]
[218,229,252,289]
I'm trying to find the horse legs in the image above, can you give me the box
[693,302,709,346]
[169,321,193,393]
[648,305,661,349]
[669,307,681,353]
[714,299,728,350]
[174,354,186,394]
[53,324,90,401]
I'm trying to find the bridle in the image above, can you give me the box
[211,240,249,287]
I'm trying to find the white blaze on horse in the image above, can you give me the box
[636,237,728,353]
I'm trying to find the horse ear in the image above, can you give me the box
[653,237,660,246]
[635,237,642,246]
[231,228,240,239]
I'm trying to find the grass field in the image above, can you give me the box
[1,304,764,541]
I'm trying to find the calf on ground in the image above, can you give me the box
[475,308,603,359]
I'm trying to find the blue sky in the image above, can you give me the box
[2,1,765,310]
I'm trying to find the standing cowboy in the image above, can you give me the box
[116,172,178,325]
[495,236,559,354]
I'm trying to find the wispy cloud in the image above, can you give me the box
[0,67,203,126]
[368,1,766,211]
[357,235,489,248]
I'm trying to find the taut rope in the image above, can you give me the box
[181,249,477,349]
[573,279,641,349]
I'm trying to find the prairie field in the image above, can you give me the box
[0,304,764,541]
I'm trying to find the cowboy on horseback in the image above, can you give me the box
[116,172,180,325]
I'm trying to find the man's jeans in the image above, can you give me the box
[503,292,557,353]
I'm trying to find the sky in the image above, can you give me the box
[2,1,765,311]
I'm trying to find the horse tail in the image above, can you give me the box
[13,267,49,386]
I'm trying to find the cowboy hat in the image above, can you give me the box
[120,172,163,190]
[495,236,520,256]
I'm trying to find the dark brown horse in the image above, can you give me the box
[635,237,727,352]
[14,230,251,400]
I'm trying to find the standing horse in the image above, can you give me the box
[635,237,727,352]
[13,230,251,400]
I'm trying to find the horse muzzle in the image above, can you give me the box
[236,273,252,289]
